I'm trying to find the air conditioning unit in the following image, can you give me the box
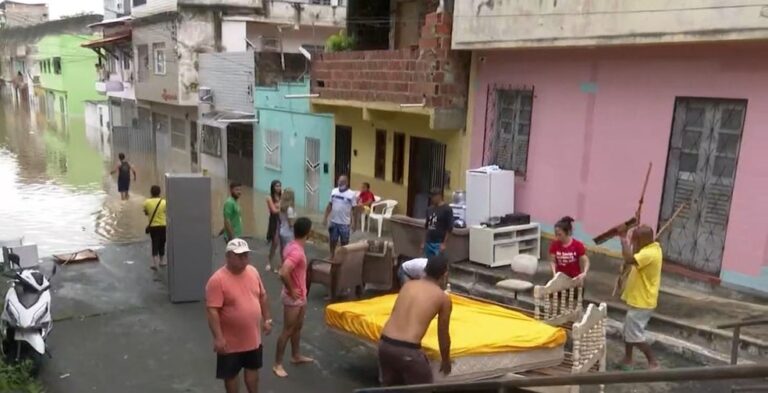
[199,87,213,104]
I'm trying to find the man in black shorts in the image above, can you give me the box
[206,239,273,392]
[378,255,453,386]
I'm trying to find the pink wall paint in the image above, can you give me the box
[470,43,768,277]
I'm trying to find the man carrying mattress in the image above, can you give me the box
[378,254,453,386]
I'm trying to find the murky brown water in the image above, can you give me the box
[0,102,271,256]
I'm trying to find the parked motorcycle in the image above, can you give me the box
[1,252,55,374]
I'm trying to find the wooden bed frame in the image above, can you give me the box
[533,272,585,326]
[515,302,608,393]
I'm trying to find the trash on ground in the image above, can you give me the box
[59,373,70,379]
[53,249,99,265]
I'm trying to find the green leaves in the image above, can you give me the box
[0,360,43,393]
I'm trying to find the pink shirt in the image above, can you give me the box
[205,265,266,353]
[281,241,307,305]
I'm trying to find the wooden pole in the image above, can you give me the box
[655,203,687,240]
[612,162,653,297]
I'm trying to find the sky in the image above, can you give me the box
[3,0,103,20]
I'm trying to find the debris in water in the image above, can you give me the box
[59,373,70,379]
[125,260,135,265]
[53,249,99,265]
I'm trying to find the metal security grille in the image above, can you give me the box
[659,98,746,274]
[264,129,281,170]
[483,84,534,176]
[200,125,222,157]
[305,137,321,211]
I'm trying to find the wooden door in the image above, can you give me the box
[659,98,746,274]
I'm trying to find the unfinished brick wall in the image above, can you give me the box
[311,10,468,109]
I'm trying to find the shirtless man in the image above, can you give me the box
[378,254,453,386]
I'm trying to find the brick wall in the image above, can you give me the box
[311,10,468,109]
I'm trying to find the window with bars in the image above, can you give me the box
[490,89,533,175]
[201,125,222,157]
[171,118,186,150]
[264,129,281,170]
[153,42,166,75]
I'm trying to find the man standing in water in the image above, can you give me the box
[206,239,273,393]
[110,152,136,200]
[223,182,243,242]
[378,254,453,386]
[273,217,314,378]
[617,225,662,370]
[323,175,356,258]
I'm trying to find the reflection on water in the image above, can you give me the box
[0,101,271,256]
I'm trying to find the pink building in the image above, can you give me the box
[452,1,768,295]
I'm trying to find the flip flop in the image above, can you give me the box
[618,363,634,371]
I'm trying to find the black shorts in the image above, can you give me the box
[216,346,263,380]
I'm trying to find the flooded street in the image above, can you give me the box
[0,102,269,256]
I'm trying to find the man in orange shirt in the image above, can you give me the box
[206,239,273,393]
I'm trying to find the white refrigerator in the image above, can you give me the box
[465,168,516,227]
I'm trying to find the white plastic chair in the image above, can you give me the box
[359,195,381,232]
[495,254,538,298]
[368,200,398,238]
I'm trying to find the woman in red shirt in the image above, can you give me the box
[549,216,590,284]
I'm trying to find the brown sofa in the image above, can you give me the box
[307,241,368,299]
[387,215,469,264]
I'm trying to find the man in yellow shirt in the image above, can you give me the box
[143,185,167,271]
[617,225,662,370]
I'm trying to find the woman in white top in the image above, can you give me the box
[278,188,297,270]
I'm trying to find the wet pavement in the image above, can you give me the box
[37,239,764,393]
[40,238,378,393]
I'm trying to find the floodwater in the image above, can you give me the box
[0,101,268,257]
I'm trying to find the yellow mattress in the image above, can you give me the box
[325,293,567,359]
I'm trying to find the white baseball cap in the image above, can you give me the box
[226,238,251,254]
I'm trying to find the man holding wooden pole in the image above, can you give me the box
[616,224,662,370]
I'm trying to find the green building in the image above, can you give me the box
[32,34,105,189]
[34,34,102,118]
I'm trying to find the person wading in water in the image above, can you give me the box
[111,152,136,201]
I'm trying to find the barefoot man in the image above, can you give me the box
[273,217,314,377]
[206,239,273,393]
[378,254,453,386]
[617,225,662,370]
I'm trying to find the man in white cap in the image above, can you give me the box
[206,238,273,393]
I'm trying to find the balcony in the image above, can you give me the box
[310,12,467,130]
[96,80,126,95]
[452,1,768,50]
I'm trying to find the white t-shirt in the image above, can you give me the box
[400,258,428,279]
[329,187,356,225]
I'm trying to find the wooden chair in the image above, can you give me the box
[307,241,368,300]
